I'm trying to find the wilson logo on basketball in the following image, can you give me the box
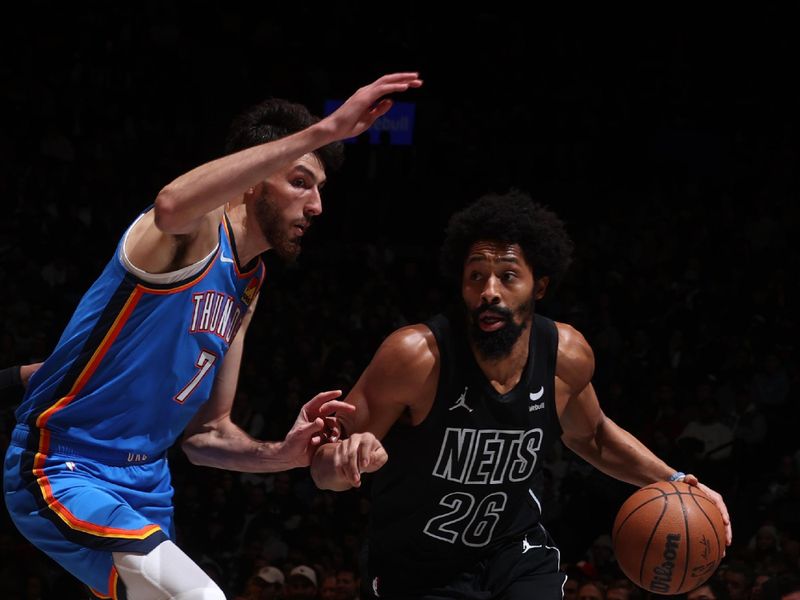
[649,533,681,593]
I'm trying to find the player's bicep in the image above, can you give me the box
[349,369,409,440]
[342,326,436,440]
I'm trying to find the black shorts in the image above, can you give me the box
[370,525,566,600]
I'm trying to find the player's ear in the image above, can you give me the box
[534,276,550,300]
[241,182,265,204]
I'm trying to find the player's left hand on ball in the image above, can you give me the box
[684,473,732,546]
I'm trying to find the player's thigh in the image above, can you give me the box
[490,528,565,600]
[501,570,566,600]
[5,444,170,595]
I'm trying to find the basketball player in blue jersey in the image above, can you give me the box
[311,191,732,599]
[3,72,423,600]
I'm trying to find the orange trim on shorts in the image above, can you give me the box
[109,566,121,600]
[89,586,111,599]
[89,568,121,600]
[32,288,162,541]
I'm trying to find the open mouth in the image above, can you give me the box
[478,311,508,332]
[292,221,311,239]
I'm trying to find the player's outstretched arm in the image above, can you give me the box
[126,73,422,275]
[181,294,355,472]
[154,72,422,236]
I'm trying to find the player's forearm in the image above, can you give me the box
[564,417,676,486]
[155,123,334,234]
[310,443,353,491]
[182,423,299,473]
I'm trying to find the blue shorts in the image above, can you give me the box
[4,425,173,598]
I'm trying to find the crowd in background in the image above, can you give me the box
[1,6,798,599]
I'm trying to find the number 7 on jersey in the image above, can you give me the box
[174,350,218,404]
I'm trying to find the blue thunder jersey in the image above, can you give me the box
[14,211,265,460]
[368,310,561,596]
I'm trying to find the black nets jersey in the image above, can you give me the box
[367,311,562,594]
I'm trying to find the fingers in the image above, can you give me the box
[322,416,340,442]
[340,438,362,487]
[303,391,344,416]
[689,476,733,546]
[298,416,326,442]
[369,72,423,89]
[376,72,421,82]
[361,73,422,107]
[335,434,386,488]
[369,98,394,119]
[317,399,355,417]
[308,390,343,405]
[363,445,388,473]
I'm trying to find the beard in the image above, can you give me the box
[254,194,303,262]
[467,301,532,360]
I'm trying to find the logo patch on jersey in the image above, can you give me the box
[449,386,473,412]
[529,386,544,411]
[242,278,259,306]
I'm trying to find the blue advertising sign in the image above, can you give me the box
[323,100,416,145]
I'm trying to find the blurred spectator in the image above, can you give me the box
[687,578,731,600]
[285,565,318,600]
[578,580,606,600]
[235,565,284,600]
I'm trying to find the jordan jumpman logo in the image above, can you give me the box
[449,386,473,412]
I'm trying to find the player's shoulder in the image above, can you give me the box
[126,205,222,262]
[374,324,440,375]
[554,321,594,388]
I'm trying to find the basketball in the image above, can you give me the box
[612,481,726,595]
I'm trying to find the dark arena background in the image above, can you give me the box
[1,5,797,599]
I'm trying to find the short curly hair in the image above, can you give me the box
[440,190,574,288]
[224,98,344,172]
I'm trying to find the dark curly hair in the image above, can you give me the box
[224,98,344,172]
[440,190,574,289]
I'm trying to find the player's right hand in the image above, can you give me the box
[321,73,422,142]
[332,432,388,488]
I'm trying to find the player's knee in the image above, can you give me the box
[113,540,225,600]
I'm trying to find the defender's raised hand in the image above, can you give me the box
[320,72,422,142]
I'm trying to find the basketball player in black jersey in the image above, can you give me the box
[311,191,732,600]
